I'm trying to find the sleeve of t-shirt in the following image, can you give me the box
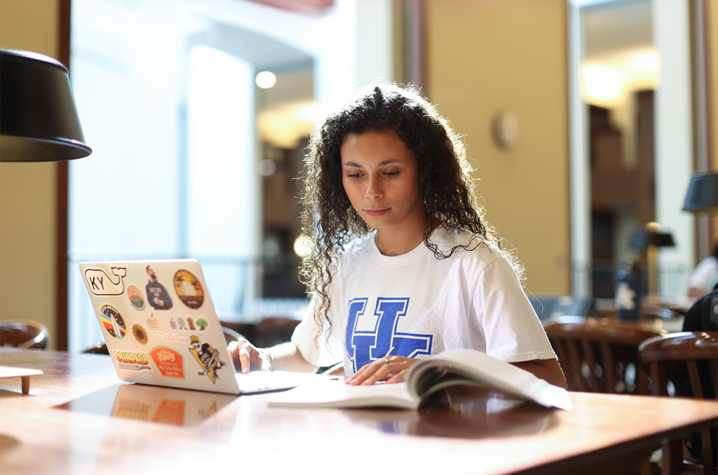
[689,257,718,289]
[475,256,556,363]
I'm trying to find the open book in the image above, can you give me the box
[268,349,573,410]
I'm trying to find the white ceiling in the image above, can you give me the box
[584,0,653,61]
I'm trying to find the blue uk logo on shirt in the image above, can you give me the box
[344,297,433,372]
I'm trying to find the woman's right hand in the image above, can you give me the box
[227,339,272,374]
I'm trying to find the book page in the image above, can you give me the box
[406,349,572,410]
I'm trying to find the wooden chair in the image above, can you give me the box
[639,332,718,475]
[0,320,50,349]
[543,316,664,393]
[253,317,300,348]
[221,326,246,344]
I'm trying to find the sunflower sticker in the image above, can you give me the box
[132,323,149,345]
[100,304,127,340]
[173,270,204,309]
[127,284,145,311]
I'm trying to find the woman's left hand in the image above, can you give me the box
[344,356,417,386]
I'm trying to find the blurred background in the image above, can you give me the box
[0,0,716,352]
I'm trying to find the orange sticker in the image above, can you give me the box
[150,347,184,378]
[173,270,204,309]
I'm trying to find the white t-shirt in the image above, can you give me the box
[689,256,718,291]
[291,227,556,374]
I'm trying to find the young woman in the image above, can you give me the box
[229,84,566,389]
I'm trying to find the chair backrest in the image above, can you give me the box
[221,326,245,344]
[639,332,718,474]
[639,331,718,399]
[254,317,300,347]
[0,320,50,349]
[543,316,663,393]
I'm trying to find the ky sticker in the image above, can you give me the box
[345,298,433,373]
[85,266,127,296]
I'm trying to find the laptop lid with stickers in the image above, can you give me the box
[80,259,241,395]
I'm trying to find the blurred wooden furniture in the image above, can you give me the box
[641,305,681,321]
[1,349,718,475]
[0,320,49,349]
[221,326,245,344]
[593,297,690,320]
[0,366,43,394]
[639,332,718,475]
[544,316,664,393]
[253,316,300,347]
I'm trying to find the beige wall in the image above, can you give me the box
[705,0,718,248]
[425,0,570,295]
[0,0,61,349]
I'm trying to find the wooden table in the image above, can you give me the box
[0,349,716,475]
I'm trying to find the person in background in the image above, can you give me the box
[681,272,717,463]
[688,243,718,299]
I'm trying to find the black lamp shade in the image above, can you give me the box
[682,171,718,212]
[0,49,91,162]
[631,231,675,250]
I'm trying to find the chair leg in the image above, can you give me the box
[639,457,653,475]
[661,439,683,475]
[699,427,714,475]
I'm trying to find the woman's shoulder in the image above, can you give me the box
[430,226,502,264]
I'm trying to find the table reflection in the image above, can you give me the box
[342,387,556,439]
[55,383,237,427]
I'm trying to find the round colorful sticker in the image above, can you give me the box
[132,323,149,345]
[127,285,145,311]
[173,270,204,309]
[100,304,127,340]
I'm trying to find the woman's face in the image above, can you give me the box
[340,130,425,236]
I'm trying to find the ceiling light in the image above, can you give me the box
[255,71,276,89]
[581,64,625,106]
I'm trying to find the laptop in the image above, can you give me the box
[80,259,328,395]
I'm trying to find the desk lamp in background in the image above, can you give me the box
[0,49,91,161]
[0,49,91,394]
[683,171,718,213]
[682,171,718,298]
[632,222,675,305]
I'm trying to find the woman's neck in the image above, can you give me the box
[374,219,433,256]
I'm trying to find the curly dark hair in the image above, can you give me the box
[298,84,521,346]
